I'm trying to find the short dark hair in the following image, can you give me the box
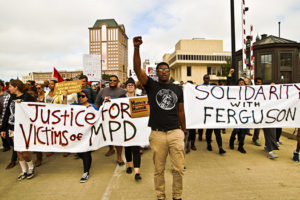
[156,62,169,71]
[79,75,88,81]
[125,77,136,88]
[255,77,262,83]
[0,80,4,87]
[237,78,245,85]
[109,75,119,81]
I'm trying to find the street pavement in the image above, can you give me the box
[1,128,300,200]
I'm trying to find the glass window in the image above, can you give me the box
[217,67,221,76]
[207,67,211,75]
[212,67,216,75]
[260,54,272,81]
[187,66,191,77]
[280,53,292,67]
[280,71,291,83]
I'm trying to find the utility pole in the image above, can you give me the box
[230,0,237,83]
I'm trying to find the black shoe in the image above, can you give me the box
[219,148,226,154]
[238,147,247,153]
[2,147,10,152]
[245,132,252,136]
[126,167,133,174]
[173,198,182,200]
[207,144,212,151]
[229,141,234,149]
[135,173,142,181]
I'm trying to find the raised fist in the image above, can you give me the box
[133,36,143,47]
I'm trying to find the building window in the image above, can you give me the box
[280,53,292,68]
[207,67,211,75]
[187,66,191,77]
[260,54,272,81]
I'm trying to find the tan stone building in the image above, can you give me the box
[22,70,82,83]
[163,39,231,84]
[89,19,128,82]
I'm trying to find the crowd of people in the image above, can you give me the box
[0,37,299,200]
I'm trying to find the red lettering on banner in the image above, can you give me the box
[75,110,85,127]
[85,113,96,125]
[28,104,46,122]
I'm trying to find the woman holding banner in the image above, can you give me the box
[124,78,142,181]
[0,80,35,180]
[71,89,98,183]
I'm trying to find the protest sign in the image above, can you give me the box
[14,97,151,152]
[184,83,300,129]
[54,80,82,95]
[129,97,150,118]
[83,54,102,82]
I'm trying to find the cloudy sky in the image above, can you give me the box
[0,0,299,81]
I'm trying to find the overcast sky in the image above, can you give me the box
[0,0,299,81]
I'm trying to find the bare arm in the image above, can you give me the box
[178,102,186,132]
[133,36,148,85]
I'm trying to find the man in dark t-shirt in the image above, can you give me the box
[133,36,186,200]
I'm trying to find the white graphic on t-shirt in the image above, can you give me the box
[156,89,178,110]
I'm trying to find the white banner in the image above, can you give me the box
[184,83,300,129]
[83,54,101,82]
[14,98,151,152]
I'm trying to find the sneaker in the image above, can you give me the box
[268,152,278,159]
[27,168,35,179]
[253,139,261,146]
[191,145,197,151]
[135,173,142,181]
[17,172,27,181]
[238,147,247,154]
[207,144,212,151]
[126,167,133,174]
[219,148,226,155]
[264,146,268,152]
[293,151,299,162]
[80,172,89,183]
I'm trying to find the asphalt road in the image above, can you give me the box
[1,129,300,200]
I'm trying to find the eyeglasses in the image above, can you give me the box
[127,84,135,87]
[157,68,170,72]
[109,79,118,82]
[78,95,87,98]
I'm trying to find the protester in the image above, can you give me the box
[229,78,248,154]
[0,80,35,180]
[263,128,279,159]
[79,75,97,104]
[0,80,10,152]
[71,89,98,183]
[43,80,50,92]
[36,84,46,102]
[293,128,300,162]
[95,75,126,165]
[134,36,186,200]
[124,78,142,181]
[252,77,263,146]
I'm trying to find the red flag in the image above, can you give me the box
[53,67,64,82]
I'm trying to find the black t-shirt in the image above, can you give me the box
[143,77,183,131]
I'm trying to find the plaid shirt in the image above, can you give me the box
[0,93,10,125]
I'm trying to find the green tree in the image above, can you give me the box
[221,57,232,76]
[102,74,111,81]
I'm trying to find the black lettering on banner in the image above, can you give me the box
[252,110,264,124]
[216,108,225,123]
[227,87,236,100]
[277,109,286,122]
[230,102,241,107]
[245,86,255,100]
[123,120,137,142]
[204,107,213,124]
[227,109,237,124]
[211,86,224,99]
[266,109,279,124]
[195,85,209,100]
[239,110,250,124]
[286,107,296,121]
[109,121,121,142]
[90,123,106,146]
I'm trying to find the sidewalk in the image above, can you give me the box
[1,129,300,200]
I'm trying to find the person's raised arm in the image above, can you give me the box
[133,36,148,85]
